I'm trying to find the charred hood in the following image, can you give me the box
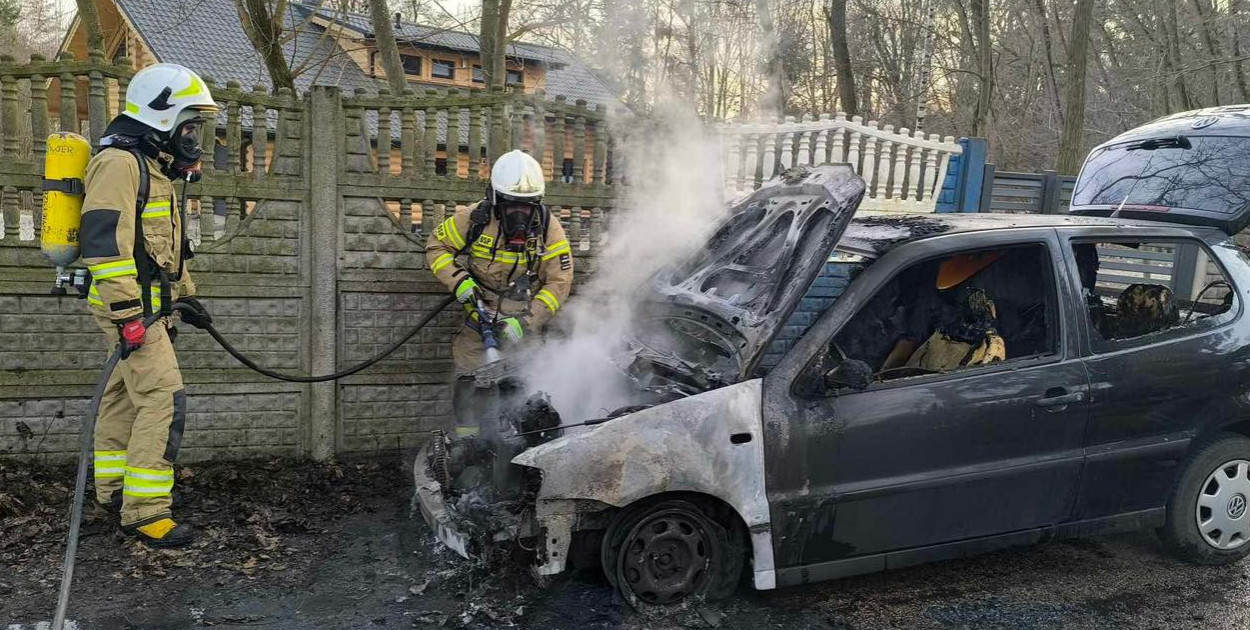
[630,165,866,386]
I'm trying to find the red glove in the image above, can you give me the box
[118,319,146,359]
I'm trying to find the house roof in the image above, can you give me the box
[107,0,619,107]
[114,0,376,93]
[300,3,619,108]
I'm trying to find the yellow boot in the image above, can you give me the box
[125,517,196,548]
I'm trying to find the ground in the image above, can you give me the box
[2,458,1249,630]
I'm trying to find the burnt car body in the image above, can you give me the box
[416,109,1250,606]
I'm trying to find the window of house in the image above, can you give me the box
[506,69,523,85]
[808,243,1057,393]
[431,59,456,79]
[472,65,485,83]
[402,54,422,75]
[1071,240,1237,345]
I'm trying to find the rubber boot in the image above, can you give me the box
[125,518,196,549]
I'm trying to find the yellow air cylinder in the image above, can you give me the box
[40,132,91,268]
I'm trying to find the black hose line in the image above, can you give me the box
[202,294,455,382]
[53,312,160,630]
[53,295,454,628]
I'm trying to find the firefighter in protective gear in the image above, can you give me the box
[425,150,574,434]
[80,63,217,548]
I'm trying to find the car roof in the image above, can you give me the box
[840,212,1225,256]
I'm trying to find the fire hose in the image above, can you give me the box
[53,295,456,629]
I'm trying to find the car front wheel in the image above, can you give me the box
[1160,433,1250,565]
[601,499,743,609]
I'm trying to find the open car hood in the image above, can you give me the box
[630,165,866,386]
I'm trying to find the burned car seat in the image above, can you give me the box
[1111,283,1179,338]
[904,287,1007,371]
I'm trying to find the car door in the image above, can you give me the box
[1062,232,1250,521]
[760,229,1090,581]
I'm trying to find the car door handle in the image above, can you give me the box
[1035,388,1086,408]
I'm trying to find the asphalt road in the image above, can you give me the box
[4,461,1248,629]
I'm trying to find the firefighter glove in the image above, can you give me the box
[118,318,146,359]
[498,317,525,343]
[454,277,481,304]
[175,296,213,329]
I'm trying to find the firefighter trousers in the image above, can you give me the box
[92,315,186,527]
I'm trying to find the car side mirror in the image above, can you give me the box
[825,359,872,392]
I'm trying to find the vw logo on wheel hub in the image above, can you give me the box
[1229,494,1247,520]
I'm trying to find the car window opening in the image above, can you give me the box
[1072,240,1237,344]
[806,243,1056,394]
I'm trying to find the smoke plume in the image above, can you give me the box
[518,93,730,422]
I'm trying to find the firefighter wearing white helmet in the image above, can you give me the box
[77,63,218,548]
[426,150,574,434]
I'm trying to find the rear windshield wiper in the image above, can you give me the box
[1125,135,1192,151]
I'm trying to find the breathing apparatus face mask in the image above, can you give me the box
[500,202,539,248]
[164,109,208,181]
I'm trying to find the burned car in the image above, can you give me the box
[416,112,1250,606]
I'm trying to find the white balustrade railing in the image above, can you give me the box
[711,113,961,213]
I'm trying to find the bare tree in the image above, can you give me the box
[234,0,297,92]
[1188,0,1222,105]
[1056,0,1095,174]
[370,0,408,93]
[755,0,785,117]
[1030,0,1062,126]
[824,0,857,116]
[75,0,104,53]
[970,0,992,137]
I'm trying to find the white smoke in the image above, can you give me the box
[519,93,730,422]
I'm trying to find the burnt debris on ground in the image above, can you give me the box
[0,456,556,628]
[6,458,1250,628]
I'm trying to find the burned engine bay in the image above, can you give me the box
[417,165,867,563]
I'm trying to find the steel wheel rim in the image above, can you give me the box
[1196,458,1250,550]
[618,508,712,605]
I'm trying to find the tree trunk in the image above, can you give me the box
[755,0,785,118]
[479,0,500,87]
[234,0,296,92]
[369,0,408,94]
[913,0,937,130]
[1164,0,1192,109]
[1233,0,1250,102]
[825,0,857,117]
[1189,0,1222,105]
[1031,0,1063,128]
[76,0,105,54]
[1056,0,1095,175]
[970,0,992,137]
[494,0,511,89]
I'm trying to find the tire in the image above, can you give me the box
[1160,432,1250,565]
[600,499,744,609]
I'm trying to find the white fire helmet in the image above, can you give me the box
[121,63,219,133]
[490,150,545,201]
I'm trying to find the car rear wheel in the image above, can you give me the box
[601,499,743,609]
[1160,433,1250,565]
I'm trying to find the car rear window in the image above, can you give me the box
[1072,136,1250,216]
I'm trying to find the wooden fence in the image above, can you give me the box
[979,167,1075,215]
[711,114,962,213]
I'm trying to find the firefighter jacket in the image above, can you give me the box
[80,148,195,322]
[425,202,573,331]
